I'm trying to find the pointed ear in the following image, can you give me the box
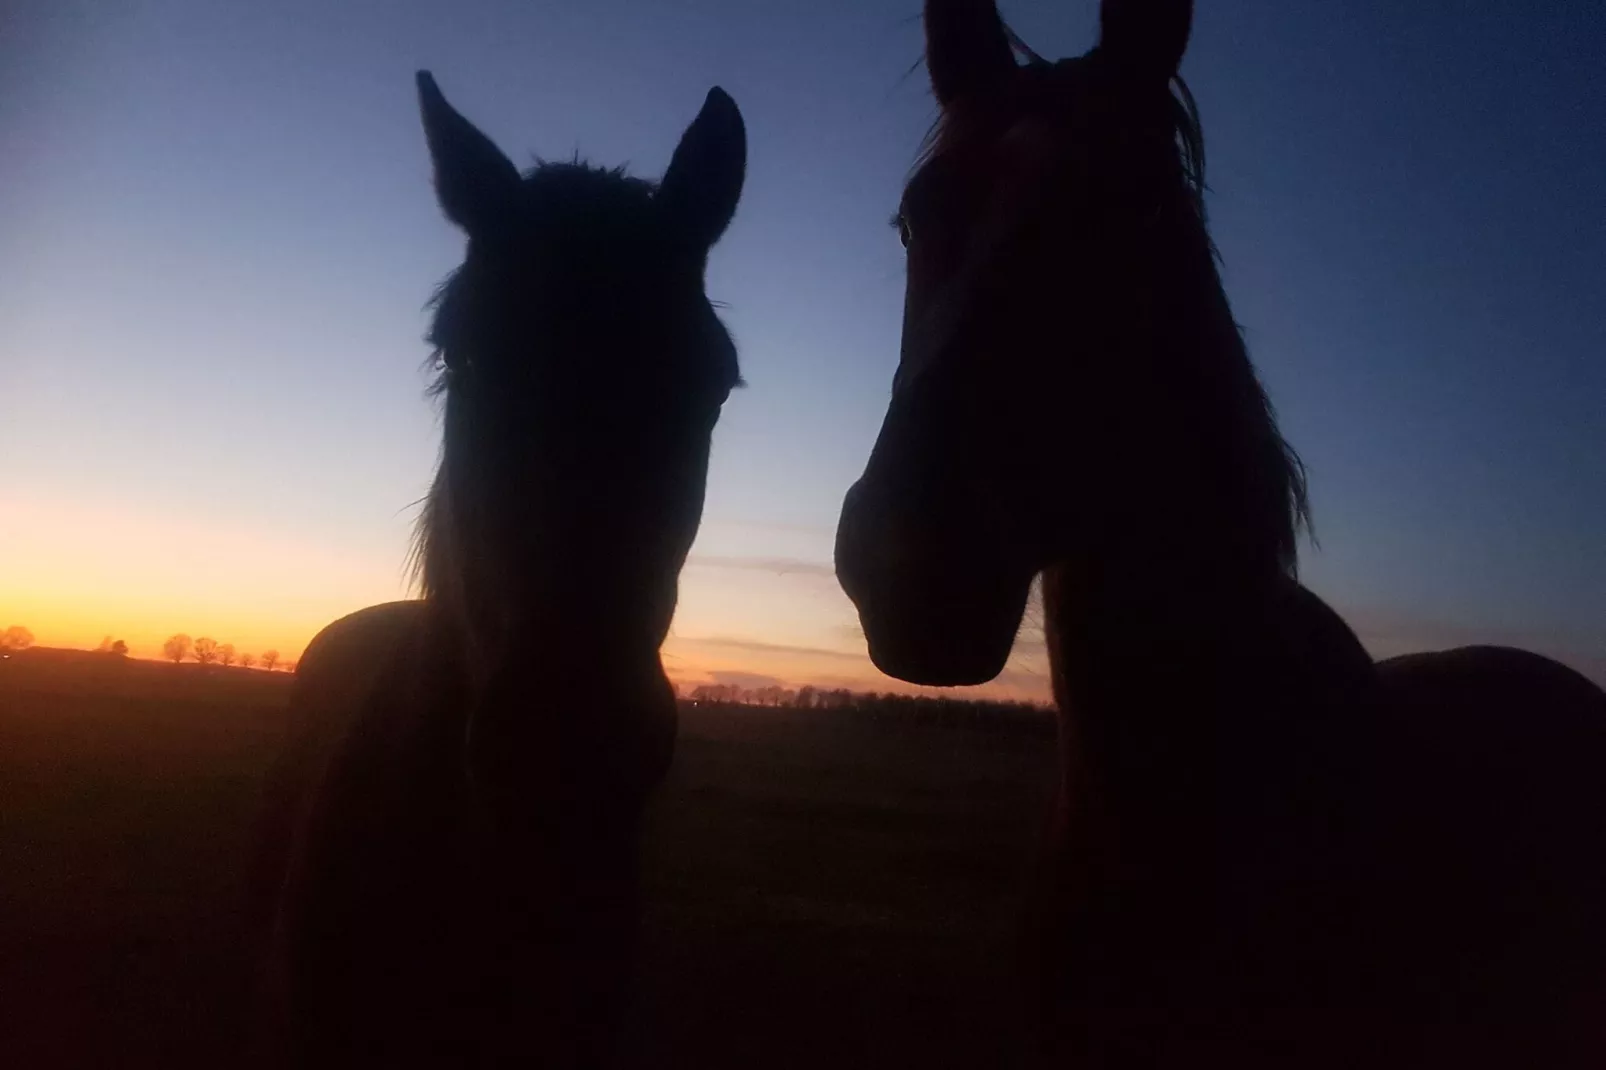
[925,0,1015,106]
[657,87,746,249]
[416,71,521,236]
[1099,0,1194,81]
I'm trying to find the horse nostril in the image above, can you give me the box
[836,483,928,613]
[834,481,875,598]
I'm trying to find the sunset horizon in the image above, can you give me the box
[6,1,1605,1064]
[6,1,1601,713]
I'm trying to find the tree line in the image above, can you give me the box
[2,627,130,658]
[161,634,291,672]
[683,681,1054,733]
[0,626,295,672]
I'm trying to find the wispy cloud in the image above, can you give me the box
[701,519,835,538]
[665,631,1055,701]
[831,622,866,644]
[1338,604,1605,686]
[673,634,866,661]
[685,554,835,577]
[709,669,787,690]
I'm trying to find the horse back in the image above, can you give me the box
[246,601,433,1059]
[250,603,427,912]
[1373,645,1606,1066]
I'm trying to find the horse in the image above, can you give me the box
[251,71,745,1067]
[834,2,1606,1065]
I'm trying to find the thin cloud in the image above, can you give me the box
[685,554,835,577]
[1344,604,1576,655]
[709,670,787,690]
[668,633,1054,702]
[990,666,1053,695]
[674,634,866,661]
[831,622,867,644]
[701,518,835,537]
[1339,605,1605,686]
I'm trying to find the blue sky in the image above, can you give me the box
[2,0,1601,690]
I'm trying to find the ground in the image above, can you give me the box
[0,652,1057,1068]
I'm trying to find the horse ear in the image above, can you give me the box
[416,71,521,237]
[1098,0,1194,80]
[925,0,1015,106]
[657,87,746,249]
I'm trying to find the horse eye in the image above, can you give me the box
[890,211,912,249]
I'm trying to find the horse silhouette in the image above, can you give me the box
[836,2,1606,1065]
[253,71,745,1067]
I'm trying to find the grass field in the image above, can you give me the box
[1,652,1057,1068]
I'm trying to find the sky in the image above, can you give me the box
[2,0,1603,697]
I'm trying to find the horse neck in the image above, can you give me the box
[424,424,678,667]
[418,445,683,807]
[1042,551,1278,759]
[1038,540,1381,865]
[1029,221,1374,853]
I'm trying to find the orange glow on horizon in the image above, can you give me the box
[2,494,1053,701]
[1,495,411,665]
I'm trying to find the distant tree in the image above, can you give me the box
[193,637,219,666]
[261,649,280,672]
[1,625,34,652]
[96,635,114,653]
[240,652,256,669]
[163,634,192,664]
[218,643,236,668]
[110,639,128,657]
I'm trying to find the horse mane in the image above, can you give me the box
[916,38,1310,576]
[1155,76,1311,576]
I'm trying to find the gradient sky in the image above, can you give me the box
[3,0,1603,696]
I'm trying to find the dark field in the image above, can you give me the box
[0,653,1057,1068]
